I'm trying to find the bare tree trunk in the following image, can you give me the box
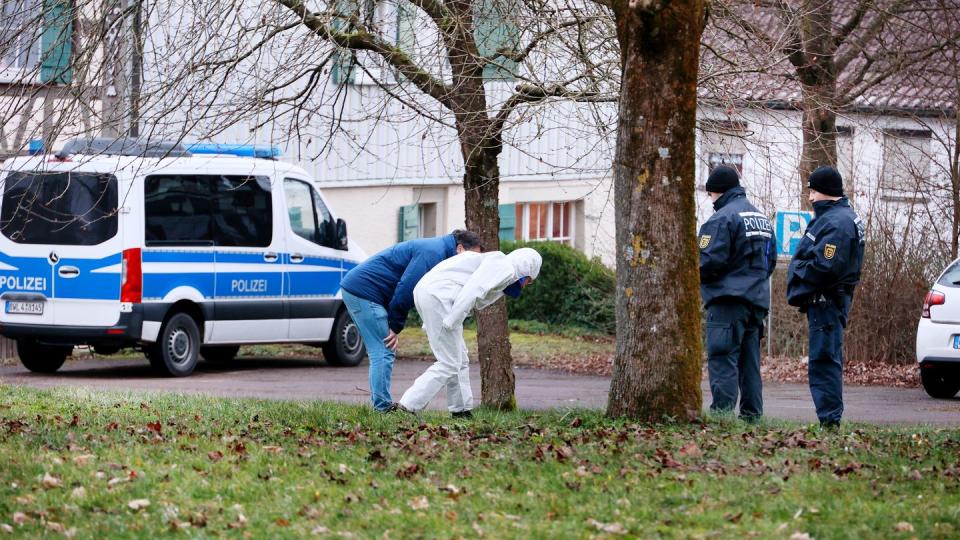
[795,0,838,207]
[799,82,838,205]
[446,9,516,409]
[606,0,705,421]
[464,143,515,410]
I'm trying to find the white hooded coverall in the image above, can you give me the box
[398,248,543,412]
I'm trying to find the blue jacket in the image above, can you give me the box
[698,187,777,310]
[787,197,865,307]
[341,234,458,333]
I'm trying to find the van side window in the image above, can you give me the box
[145,175,214,245]
[213,176,272,247]
[284,178,335,248]
[145,175,271,247]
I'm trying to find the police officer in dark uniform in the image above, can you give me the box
[698,166,777,420]
[787,166,865,428]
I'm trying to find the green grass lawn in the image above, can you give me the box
[1,386,958,538]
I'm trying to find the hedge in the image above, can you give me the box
[501,241,615,334]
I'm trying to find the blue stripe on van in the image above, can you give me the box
[0,254,53,296]
[55,253,122,300]
[285,254,341,297]
[143,272,216,300]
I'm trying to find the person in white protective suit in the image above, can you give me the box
[395,247,542,417]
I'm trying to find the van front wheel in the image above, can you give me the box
[147,312,200,377]
[17,339,71,373]
[322,309,366,367]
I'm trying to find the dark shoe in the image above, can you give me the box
[819,420,841,430]
[389,402,418,418]
[451,410,473,419]
[379,403,399,414]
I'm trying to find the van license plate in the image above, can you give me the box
[5,301,43,315]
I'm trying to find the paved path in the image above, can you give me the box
[1,356,958,426]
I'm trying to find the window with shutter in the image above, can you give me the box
[398,204,419,241]
[0,0,42,83]
[473,0,518,81]
[39,0,71,84]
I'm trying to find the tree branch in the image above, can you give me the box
[272,0,454,108]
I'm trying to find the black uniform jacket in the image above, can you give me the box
[786,197,865,307]
[698,187,777,310]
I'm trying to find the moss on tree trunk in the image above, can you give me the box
[605,0,705,421]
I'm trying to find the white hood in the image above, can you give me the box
[506,248,542,281]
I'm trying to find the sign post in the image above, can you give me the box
[769,211,815,357]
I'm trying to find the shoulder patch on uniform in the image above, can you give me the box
[824,244,837,260]
[699,235,711,249]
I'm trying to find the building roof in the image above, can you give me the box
[700,1,960,115]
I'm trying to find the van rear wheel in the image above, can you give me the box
[201,345,240,363]
[323,309,366,367]
[17,339,71,373]
[147,312,200,377]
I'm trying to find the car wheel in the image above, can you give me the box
[201,345,240,363]
[146,312,201,377]
[920,366,960,399]
[322,309,367,367]
[17,339,71,373]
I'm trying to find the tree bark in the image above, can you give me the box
[605,0,705,421]
[464,142,516,410]
[795,0,838,207]
[445,3,516,410]
[799,82,838,205]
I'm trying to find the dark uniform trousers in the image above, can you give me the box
[806,293,852,425]
[706,301,766,419]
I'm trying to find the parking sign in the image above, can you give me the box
[775,211,814,258]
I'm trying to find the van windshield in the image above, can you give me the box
[0,171,119,245]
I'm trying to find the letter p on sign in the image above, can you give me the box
[775,211,814,258]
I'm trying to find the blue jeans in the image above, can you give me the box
[705,301,765,420]
[807,295,851,425]
[341,289,394,411]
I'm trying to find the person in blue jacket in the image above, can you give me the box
[787,166,865,428]
[340,230,482,412]
[698,166,776,421]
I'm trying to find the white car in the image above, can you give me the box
[916,259,960,398]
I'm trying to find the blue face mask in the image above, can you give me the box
[503,278,526,299]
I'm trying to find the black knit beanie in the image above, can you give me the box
[808,166,844,197]
[705,165,740,194]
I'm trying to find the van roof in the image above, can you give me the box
[0,153,311,179]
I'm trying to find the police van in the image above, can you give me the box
[0,138,367,376]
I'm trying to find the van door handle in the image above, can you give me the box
[58,266,80,278]
[263,252,278,263]
[290,253,304,263]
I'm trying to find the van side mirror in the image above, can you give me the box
[335,218,348,250]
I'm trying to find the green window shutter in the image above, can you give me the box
[498,203,515,241]
[474,0,518,81]
[331,0,358,85]
[40,0,73,84]
[398,204,420,242]
[396,2,416,54]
